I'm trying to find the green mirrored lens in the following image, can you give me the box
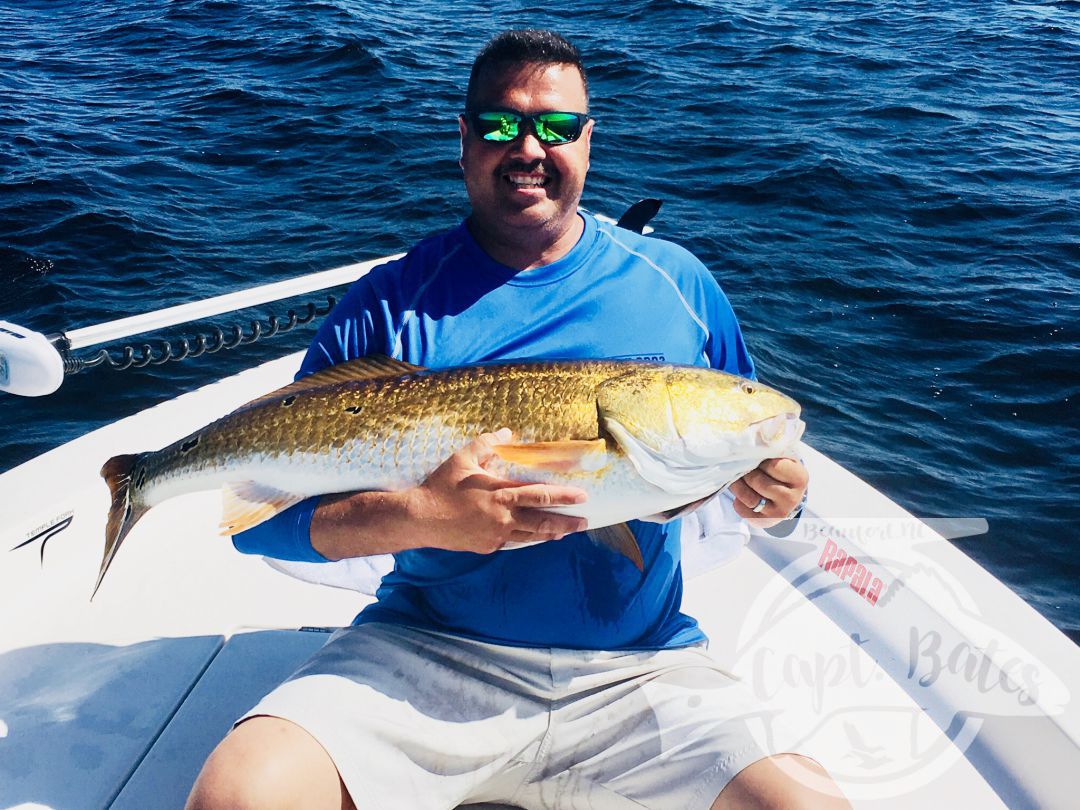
[475,112,521,142]
[535,113,581,144]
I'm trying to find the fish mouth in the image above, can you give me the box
[752,413,805,449]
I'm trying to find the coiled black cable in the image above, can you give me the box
[52,295,338,375]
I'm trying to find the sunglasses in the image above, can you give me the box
[464,110,592,145]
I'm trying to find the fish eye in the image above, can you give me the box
[740,382,755,395]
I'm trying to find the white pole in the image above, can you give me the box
[63,254,401,350]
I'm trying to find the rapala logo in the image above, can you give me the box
[817,538,884,606]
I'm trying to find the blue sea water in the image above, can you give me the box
[1,0,1077,636]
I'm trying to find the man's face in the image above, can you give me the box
[459,61,593,246]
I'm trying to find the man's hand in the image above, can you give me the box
[311,428,589,560]
[410,428,589,553]
[730,457,808,529]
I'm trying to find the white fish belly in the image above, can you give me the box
[488,453,711,529]
[145,419,753,533]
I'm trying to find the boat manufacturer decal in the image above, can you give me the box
[11,509,75,563]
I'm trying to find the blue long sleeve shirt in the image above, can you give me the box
[234,212,755,650]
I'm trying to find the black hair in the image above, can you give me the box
[465,29,589,111]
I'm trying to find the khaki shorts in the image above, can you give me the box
[241,623,770,810]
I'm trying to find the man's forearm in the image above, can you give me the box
[310,489,426,560]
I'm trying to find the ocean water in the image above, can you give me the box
[1,0,1077,636]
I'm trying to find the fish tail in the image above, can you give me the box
[95,453,149,600]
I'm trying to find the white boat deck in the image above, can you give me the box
[2,352,1078,808]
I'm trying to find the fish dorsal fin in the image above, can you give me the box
[491,439,608,473]
[238,355,426,411]
[309,354,426,382]
[585,523,644,571]
[219,482,306,535]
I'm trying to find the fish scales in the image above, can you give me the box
[92,358,804,596]
[139,362,613,498]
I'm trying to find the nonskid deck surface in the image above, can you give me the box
[2,351,1078,808]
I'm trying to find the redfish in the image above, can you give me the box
[98,356,803,595]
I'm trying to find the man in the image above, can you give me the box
[187,29,846,810]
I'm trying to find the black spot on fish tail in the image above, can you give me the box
[180,438,199,453]
[344,405,361,414]
[135,467,147,489]
[282,396,296,406]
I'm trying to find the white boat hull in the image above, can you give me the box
[2,350,1078,808]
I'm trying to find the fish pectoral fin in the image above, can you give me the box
[491,439,607,473]
[235,354,426,412]
[220,482,305,535]
[585,523,645,571]
[640,492,720,524]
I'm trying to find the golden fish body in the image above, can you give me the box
[97,356,803,594]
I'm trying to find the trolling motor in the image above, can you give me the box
[0,321,65,396]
